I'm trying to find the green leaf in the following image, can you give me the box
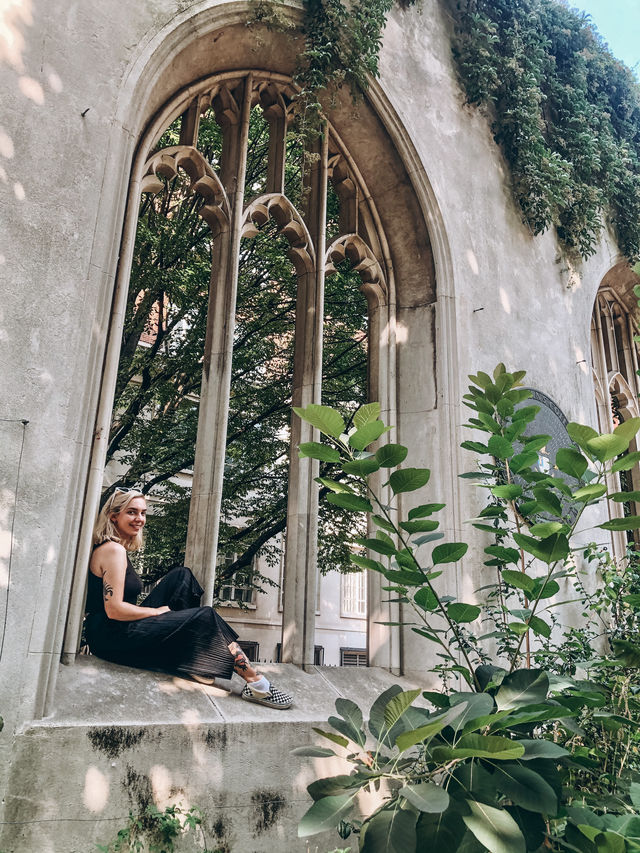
[610,490,640,502]
[567,422,599,451]
[509,450,539,472]
[307,774,369,801]
[529,521,563,537]
[531,487,562,516]
[386,569,424,586]
[516,739,569,760]
[400,783,450,814]
[611,451,640,473]
[612,639,640,667]
[497,397,515,418]
[335,697,364,735]
[350,554,385,573]
[528,615,551,638]
[470,371,493,389]
[395,704,469,754]
[291,745,336,757]
[432,542,468,565]
[389,468,431,494]
[293,404,345,439]
[372,514,396,532]
[491,765,557,815]
[496,669,548,710]
[312,727,349,748]
[461,440,490,455]
[383,689,421,728]
[512,532,569,564]
[297,792,357,837]
[368,685,404,746]
[573,483,606,502]
[485,545,521,564]
[353,402,381,430]
[408,503,446,519]
[523,434,551,452]
[614,417,640,442]
[326,493,373,512]
[358,537,396,556]
[599,516,640,531]
[462,800,525,853]
[317,476,354,493]
[414,587,438,611]
[298,441,341,462]
[400,519,439,534]
[488,435,514,460]
[349,420,388,451]
[501,570,535,595]
[342,457,381,476]
[447,602,481,623]
[375,443,408,468]
[511,403,539,422]
[491,484,523,500]
[434,734,525,761]
[556,447,588,479]
[531,578,560,600]
[586,433,630,462]
[360,806,418,853]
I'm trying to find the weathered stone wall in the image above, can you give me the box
[0,0,627,848]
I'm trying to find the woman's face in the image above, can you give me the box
[111,496,147,541]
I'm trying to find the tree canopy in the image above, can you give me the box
[106,106,368,592]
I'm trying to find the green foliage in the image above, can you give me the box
[96,804,214,853]
[452,0,640,261]
[110,105,368,588]
[294,364,640,851]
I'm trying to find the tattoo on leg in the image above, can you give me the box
[233,650,250,672]
[103,581,114,601]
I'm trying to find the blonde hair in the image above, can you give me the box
[93,489,146,552]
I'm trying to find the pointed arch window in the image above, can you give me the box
[64,72,399,668]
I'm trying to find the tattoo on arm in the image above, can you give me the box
[103,581,114,602]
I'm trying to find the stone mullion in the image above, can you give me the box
[281,132,328,666]
[184,75,253,603]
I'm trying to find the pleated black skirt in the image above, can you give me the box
[85,567,239,679]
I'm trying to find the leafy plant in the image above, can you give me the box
[96,804,215,853]
[293,365,640,851]
[452,0,640,261]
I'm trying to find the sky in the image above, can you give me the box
[571,0,640,73]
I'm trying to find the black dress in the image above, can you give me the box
[85,546,238,680]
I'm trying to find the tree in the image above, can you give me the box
[106,106,368,590]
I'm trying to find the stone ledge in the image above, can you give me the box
[1,658,426,853]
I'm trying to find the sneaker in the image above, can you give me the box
[241,681,293,710]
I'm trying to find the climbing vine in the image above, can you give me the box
[452,0,640,261]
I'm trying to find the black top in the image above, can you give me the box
[85,543,143,615]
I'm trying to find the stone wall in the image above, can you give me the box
[0,0,629,847]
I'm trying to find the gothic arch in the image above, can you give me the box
[62,9,455,683]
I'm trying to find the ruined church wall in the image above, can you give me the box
[0,0,622,803]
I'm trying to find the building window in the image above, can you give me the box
[341,571,367,618]
[217,554,256,606]
[340,648,368,667]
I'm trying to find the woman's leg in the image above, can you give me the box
[228,641,262,682]
[229,641,293,709]
[140,567,203,611]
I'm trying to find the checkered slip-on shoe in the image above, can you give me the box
[241,681,293,709]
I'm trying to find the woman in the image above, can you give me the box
[85,488,293,710]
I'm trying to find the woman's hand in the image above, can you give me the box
[154,605,171,615]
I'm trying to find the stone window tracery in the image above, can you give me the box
[591,284,640,549]
[64,71,398,668]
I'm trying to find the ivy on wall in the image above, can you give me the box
[250,0,640,261]
[447,0,640,261]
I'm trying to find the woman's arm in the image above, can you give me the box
[93,542,169,622]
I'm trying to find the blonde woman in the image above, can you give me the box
[85,488,293,709]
